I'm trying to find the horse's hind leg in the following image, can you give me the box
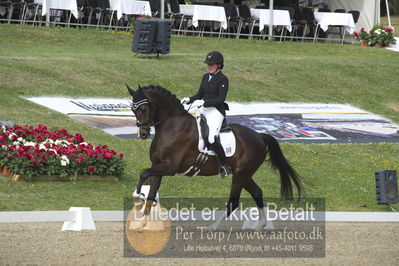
[243,178,267,231]
[209,175,243,231]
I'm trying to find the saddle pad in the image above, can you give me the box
[196,117,236,157]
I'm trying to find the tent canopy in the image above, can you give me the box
[327,0,381,31]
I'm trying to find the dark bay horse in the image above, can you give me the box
[127,85,302,230]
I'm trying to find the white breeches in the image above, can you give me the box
[200,106,224,144]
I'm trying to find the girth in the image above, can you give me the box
[182,152,208,177]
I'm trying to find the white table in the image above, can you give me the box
[250,9,292,33]
[314,12,355,34]
[37,0,79,19]
[109,0,152,20]
[179,4,227,30]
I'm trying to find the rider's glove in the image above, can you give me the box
[181,97,190,104]
[196,99,205,107]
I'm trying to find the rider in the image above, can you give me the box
[181,51,232,178]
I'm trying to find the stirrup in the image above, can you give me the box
[219,165,232,178]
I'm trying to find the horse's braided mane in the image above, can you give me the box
[143,85,187,112]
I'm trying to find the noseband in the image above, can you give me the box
[132,99,156,128]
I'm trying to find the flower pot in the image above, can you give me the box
[2,167,11,177]
[360,42,368,47]
[374,42,383,48]
[11,174,20,181]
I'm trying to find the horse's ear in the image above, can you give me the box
[126,84,135,97]
[138,84,142,90]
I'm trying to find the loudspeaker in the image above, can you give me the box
[132,18,172,55]
[375,170,398,204]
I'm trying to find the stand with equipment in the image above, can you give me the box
[132,18,172,58]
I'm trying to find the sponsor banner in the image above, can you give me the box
[27,97,399,143]
[27,97,133,117]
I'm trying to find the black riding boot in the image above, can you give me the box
[211,137,232,178]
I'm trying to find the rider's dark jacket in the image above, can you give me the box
[188,70,229,116]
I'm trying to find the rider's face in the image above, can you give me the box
[207,64,219,74]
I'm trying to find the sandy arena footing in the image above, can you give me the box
[1,222,398,265]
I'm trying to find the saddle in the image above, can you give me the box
[200,114,231,150]
[180,115,236,177]
[179,106,236,177]
[197,114,236,157]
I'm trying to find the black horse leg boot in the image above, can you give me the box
[211,137,232,178]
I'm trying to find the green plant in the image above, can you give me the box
[354,28,370,43]
[369,25,396,45]
[0,124,125,180]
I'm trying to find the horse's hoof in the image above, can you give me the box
[143,221,166,231]
[254,222,266,231]
[128,220,147,231]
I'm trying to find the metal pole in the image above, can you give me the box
[385,0,392,28]
[46,0,50,27]
[268,0,274,41]
[161,0,165,19]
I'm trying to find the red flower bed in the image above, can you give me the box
[0,124,125,180]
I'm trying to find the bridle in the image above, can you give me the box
[132,98,157,128]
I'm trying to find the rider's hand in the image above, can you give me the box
[196,99,205,107]
[181,97,190,104]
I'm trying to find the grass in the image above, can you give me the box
[381,15,399,29]
[0,24,398,212]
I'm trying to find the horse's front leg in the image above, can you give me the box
[132,168,152,198]
[142,176,166,230]
[129,175,163,230]
[143,175,163,215]
[129,169,154,230]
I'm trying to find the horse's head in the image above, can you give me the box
[127,85,155,139]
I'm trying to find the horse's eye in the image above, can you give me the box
[139,106,146,112]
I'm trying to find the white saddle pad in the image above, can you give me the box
[195,117,236,157]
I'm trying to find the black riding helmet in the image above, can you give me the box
[204,51,224,69]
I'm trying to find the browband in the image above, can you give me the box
[132,99,148,110]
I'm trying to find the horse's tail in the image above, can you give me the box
[261,134,303,200]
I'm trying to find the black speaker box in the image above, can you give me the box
[375,170,398,204]
[132,18,172,55]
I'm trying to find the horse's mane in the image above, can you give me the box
[142,85,187,113]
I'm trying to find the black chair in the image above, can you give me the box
[237,4,258,39]
[222,3,241,38]
[291,7,307,41]
[149,0,160,16]
[276,6,295,41]
[86,0,98,26]
[0,0,26,24]
[169,0,191,34]
[22,0,43,25]
[96,0,117,29]
[327,9,350,43]
[86,0,116,28]
[348,10,360,23]
[75,0,87,25]
[302,8,316,41]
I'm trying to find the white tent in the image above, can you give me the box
[327,0,381,31]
